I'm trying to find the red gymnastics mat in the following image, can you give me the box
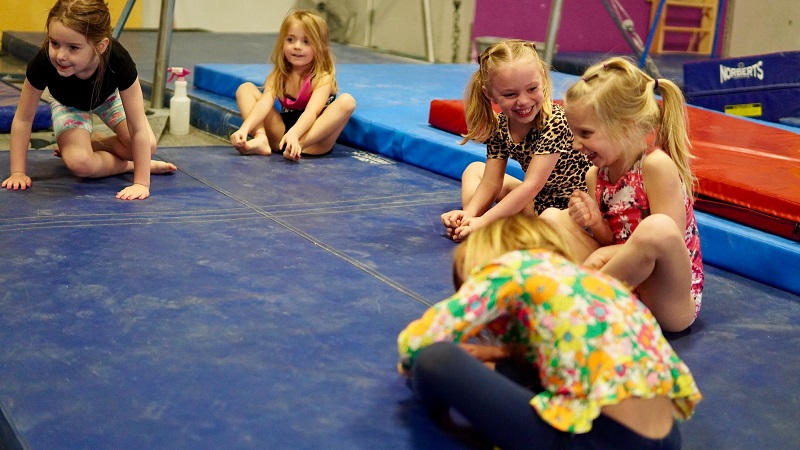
[428,99,800,242]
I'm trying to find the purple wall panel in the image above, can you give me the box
[472,0,726,56]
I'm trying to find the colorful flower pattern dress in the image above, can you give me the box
[397,249,702,434]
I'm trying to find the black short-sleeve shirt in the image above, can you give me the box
[27,38,138,111]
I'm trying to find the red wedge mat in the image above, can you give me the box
[428,99,800,241]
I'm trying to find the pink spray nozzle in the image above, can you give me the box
[167,67,191,82]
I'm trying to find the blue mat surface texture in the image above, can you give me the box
[0,146,798,450]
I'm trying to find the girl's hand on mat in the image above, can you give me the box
[116,183,150,201]
[2,172,32,190]
[569,189,602,229]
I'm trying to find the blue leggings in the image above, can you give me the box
[411,342,682,450]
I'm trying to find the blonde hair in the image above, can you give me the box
[44,0,112,107]
[453,214,575,288]
[461,39,553,144]
[266,9,337,98]
[565,56,695,198]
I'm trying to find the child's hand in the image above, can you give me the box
[2,173,32,190]
[116,183,150,200]
[441,210,466,240]
[453,216,486,242]
[280,133,301,161]
[230,129,248,148]
[568,190,602,228]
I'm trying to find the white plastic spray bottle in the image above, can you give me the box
[167,67,191,135]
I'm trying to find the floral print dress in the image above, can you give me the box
[398,249,702,434]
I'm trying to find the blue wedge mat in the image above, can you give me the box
[191,63,800,295]
[0,80,51,133]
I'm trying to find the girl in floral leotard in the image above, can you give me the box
[541,56,703,333]
[398,214,701,450]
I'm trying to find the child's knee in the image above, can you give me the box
[337,93,356,114]
[632,214,683,248]
[538,207,562,221]
[462,161,485,179]
[62,152,95,178]
[235,82,259,99]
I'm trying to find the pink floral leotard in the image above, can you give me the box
[595,149,704,319]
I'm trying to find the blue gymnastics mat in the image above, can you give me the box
[0,80,51,133]
[0,146,798,450]
[191,63,800,296]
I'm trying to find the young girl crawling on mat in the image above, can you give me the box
[398,214,702,450]
[440,39,589,242]
[540,56,704,333]
[230,9,356,161]
[2,0,176,200]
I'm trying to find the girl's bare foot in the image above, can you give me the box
[236,134,272,156]
[151,160,178,174]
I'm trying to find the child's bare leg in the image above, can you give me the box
[96,119,176,174]
[233,82,270,155]
[539,207,601,262]
[58,128,131,178]
[238,108,283,156]
[599,214,696,332]
[460,162,522,208]
[296,93,357,156]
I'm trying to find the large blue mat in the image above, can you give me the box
[0,146,798,450]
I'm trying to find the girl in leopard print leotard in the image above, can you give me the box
[440,39,589,242]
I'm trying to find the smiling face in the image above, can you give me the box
[282,23,316,72]
[484,56,545,134]
[46,19,106,80]
[565,99,625,172]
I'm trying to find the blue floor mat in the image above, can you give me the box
[0,147,798,450]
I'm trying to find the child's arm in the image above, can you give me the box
[280,74,334,160]
[2,79,42,190]
[461,153,560,236]
[231,88,277,147]
[569,167,615,246]
[464,157,507,218]
[117,78,152,200]
[641,149,687,230]
[443,158,508,241]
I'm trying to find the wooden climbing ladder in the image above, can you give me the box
[648,0,719,55]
